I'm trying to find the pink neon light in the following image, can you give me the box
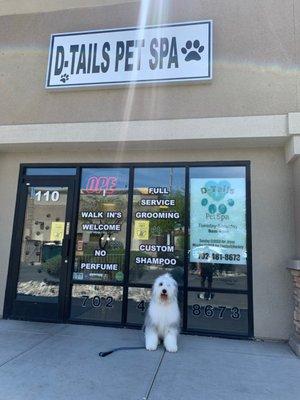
[86,176,117,195]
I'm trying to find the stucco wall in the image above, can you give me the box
[0,0,299,125]
[0,147,294,340]
[0,0,137,16]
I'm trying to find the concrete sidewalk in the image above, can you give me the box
[0,320,299,400]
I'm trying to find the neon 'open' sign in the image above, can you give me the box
[85,176,117,195]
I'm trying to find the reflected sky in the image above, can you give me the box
[190,166,246,179]
[134,167,185,191]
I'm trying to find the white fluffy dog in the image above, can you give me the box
[144,273,180,352]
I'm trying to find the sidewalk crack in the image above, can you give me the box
[0,334,54,369]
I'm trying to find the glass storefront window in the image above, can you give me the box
[187,291,248,335]
[127,287,152,325]
[8,163,252,337]
[129,167,185,285]
[189,166,247,290]
[73,168,129,283]
[70,284,123,323]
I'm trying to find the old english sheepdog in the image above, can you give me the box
[144,273,180,352]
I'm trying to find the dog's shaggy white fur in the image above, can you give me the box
[144,273,180,352]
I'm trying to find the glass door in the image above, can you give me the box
[7,177,75,322]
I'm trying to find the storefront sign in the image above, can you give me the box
[85,176,117,195]
[46,21,212,89]
[190,178,246,265]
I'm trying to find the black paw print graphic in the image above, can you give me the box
[60,73,69,83]
[181,40,204,61]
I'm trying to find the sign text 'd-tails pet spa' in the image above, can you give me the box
[46,21,212,89]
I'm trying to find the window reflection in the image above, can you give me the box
[127,287,152,325]
[16,186,68,302]
[70,284,123,323]
[189,263,247,290]
[187,291,248,334]
[129,168,185,285]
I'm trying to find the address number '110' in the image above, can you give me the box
[35,190,60,202]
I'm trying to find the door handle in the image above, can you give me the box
[63,222,71,264]
[65,222,70,236]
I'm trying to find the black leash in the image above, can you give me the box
[99,346,145,357]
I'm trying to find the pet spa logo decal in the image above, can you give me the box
[45,20,212,89]
[190,178,247,265]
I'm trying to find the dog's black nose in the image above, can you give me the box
[162,289,167,294]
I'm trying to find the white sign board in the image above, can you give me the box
[46,21,212,89]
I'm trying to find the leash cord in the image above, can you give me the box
[99,346,145,357]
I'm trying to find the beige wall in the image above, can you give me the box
[0,0,299,125]
[295,0,300,110]
[0,0,137,16]
[0,147,294,340]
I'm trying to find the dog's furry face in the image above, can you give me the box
[152,273,178,304]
